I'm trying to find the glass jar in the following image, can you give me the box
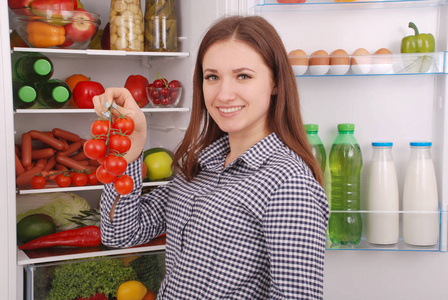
[110,0,144,51]
[144,0,177,52]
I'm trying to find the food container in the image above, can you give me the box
[110,0,144,51]
[9,9,100,49]
[144,0,178,52]
[146,87,182,108]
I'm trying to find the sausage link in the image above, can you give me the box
[52,128,81,143]
[44,155,57,171]
[56,155,89,171]
[15,153,25,177]
[16,166,43,186]
[57,141,82,157]
[29,130,65,150]
[31,148,56,160]
[21,132,32,168]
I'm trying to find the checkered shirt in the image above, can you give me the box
[100,133,329,299]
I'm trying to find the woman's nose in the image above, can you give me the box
[216,79,237,102]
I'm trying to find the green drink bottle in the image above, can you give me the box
[328,123,363,245]
[36,79,71,108]
[13,80,37,109]
[15,53,54,83]
[304,124,326,174]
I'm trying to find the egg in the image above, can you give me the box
[309,50,330,75]
[288,49,308,75]
[371,48,393,74]
[330,49,350,75]
[351,48,372,74]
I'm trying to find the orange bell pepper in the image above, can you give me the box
[26,21,65,48]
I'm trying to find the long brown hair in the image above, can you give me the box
[173,15,323,186]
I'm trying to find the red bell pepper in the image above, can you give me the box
[124,75,150,108]
[18,225,101,250]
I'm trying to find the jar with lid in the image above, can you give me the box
[144,0,177,52]
[110,0,144,51]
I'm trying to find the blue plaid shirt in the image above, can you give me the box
[101,133,329,299]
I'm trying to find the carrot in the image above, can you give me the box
[52,128,81,143]
[15,153,25,177]
[57,141,82,157]
[44,155,57,171]
[16,166,43,186]
[29,130,65,150]
[21,132,32,168]
[31,148,56,160]
[56,155,89,171]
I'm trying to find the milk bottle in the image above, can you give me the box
[365,142,399,245]
[402,142,439,246]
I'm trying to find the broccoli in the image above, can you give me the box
[47,257,137,300]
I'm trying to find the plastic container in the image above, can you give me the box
[110,0,144,51]
[365,142,399,245]
[328,123,363,245]
[12,80,37,109]
[402,142,439,246]
[304,124,326,174]
[15,53,54,83]
[144,0,178,52]
[36,79,71,108]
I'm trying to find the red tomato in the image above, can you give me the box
[31,175,46,189]
[112,116,134,135]
[73,81,105,109]
[87,171,99,185]
[124,75,150,108]
[104,154,128,176]
[168,80,181,88]
[56,173,71,187]
[91,119,110,139]
[96,165,116,184]
[83,139,107,160]
[72,172,88,186]
[114,175,134,195]
[108,134,131,154]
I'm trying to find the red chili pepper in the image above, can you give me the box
[18,226,101,250]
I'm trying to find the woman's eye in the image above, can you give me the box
[204,74,218,81]
[238,74,251,80]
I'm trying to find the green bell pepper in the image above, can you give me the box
[401,22,435,53]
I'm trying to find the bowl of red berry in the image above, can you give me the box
[146,78,182,108]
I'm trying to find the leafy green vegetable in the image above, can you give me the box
[66,208,101,228]
[48,257,137,300]
[129,252,166,294]
[17,192,90,231]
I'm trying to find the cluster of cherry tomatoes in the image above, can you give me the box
[83,113,135,195]
[31,169,98,189]
[147,76,182,106]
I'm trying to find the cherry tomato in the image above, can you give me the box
[104,154,128,176]
[112,116,134,135]
[96,165,117,184]
[56,173,72,187]
[108,134,131,154]
[91,119,110,139]
[72,172,88,186]
[114,174,134,195]
[83,139,107,160]
[168,80,181,88]
[31,175,46,189]
[87,171,99,185]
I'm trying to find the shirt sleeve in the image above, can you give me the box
[264,174,329,300]
[100,155,169,248]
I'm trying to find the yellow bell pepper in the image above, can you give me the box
[26,21,65,48]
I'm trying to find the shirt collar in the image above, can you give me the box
[199,133,285,171]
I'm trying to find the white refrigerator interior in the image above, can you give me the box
[1,0,448,299]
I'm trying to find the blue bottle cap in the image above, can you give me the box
[372,142,393,147]
[410,142,432,147]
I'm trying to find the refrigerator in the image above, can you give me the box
[1,0,448,299]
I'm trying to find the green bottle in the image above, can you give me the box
[13,80,37,109]
[304,124,326,174]
[328,123,363,245]
[15,53,54,83]
[36,79,71,108]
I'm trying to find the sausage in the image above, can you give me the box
[31,148,56,160]
[57,141,82,157]
[35,158,47,169]
[29,130,65,150]
[15,153,25,177]
[88,159,101,167]
[52,128,81,143]
[44,155,57,171]
[56,155,89,171]
[16,166,43,186]
[21,132,32,168]
[70,151,88,161]
[55,164,68,171]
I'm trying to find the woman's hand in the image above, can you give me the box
[92,88,147,164]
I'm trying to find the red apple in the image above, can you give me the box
[8,0,34,10]
[64,9,97,42]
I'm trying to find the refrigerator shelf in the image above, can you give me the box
[14,108,190,114]
[257,0,439,10]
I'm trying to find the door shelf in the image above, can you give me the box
[14,108,190,114]
[326,209,448,252]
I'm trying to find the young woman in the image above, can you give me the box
[93,15,329,300]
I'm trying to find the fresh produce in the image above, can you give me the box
[31,0,75,15]
[65,9,98,42]
[17,213,56,243]
[26,21,66,48]
[65,73,90,105]
[10,30,28,48]
[124,75,150,108]
[144,0,177,52]
[47,258,137,300]
[73,80,105,108]
[143,148,173,181]
[129,253,165,296]
[17,192,91,230]
[19,225,101,250]
[8,0,34,10]
[117,280,147,300]
[401,22,435,53]
[147,74,182,107]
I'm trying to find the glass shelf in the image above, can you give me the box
[14,108,190,114]
[256,0,439,10]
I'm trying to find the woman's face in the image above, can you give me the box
[202,39,275,139]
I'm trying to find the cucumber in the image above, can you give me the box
[17,214,56,244]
